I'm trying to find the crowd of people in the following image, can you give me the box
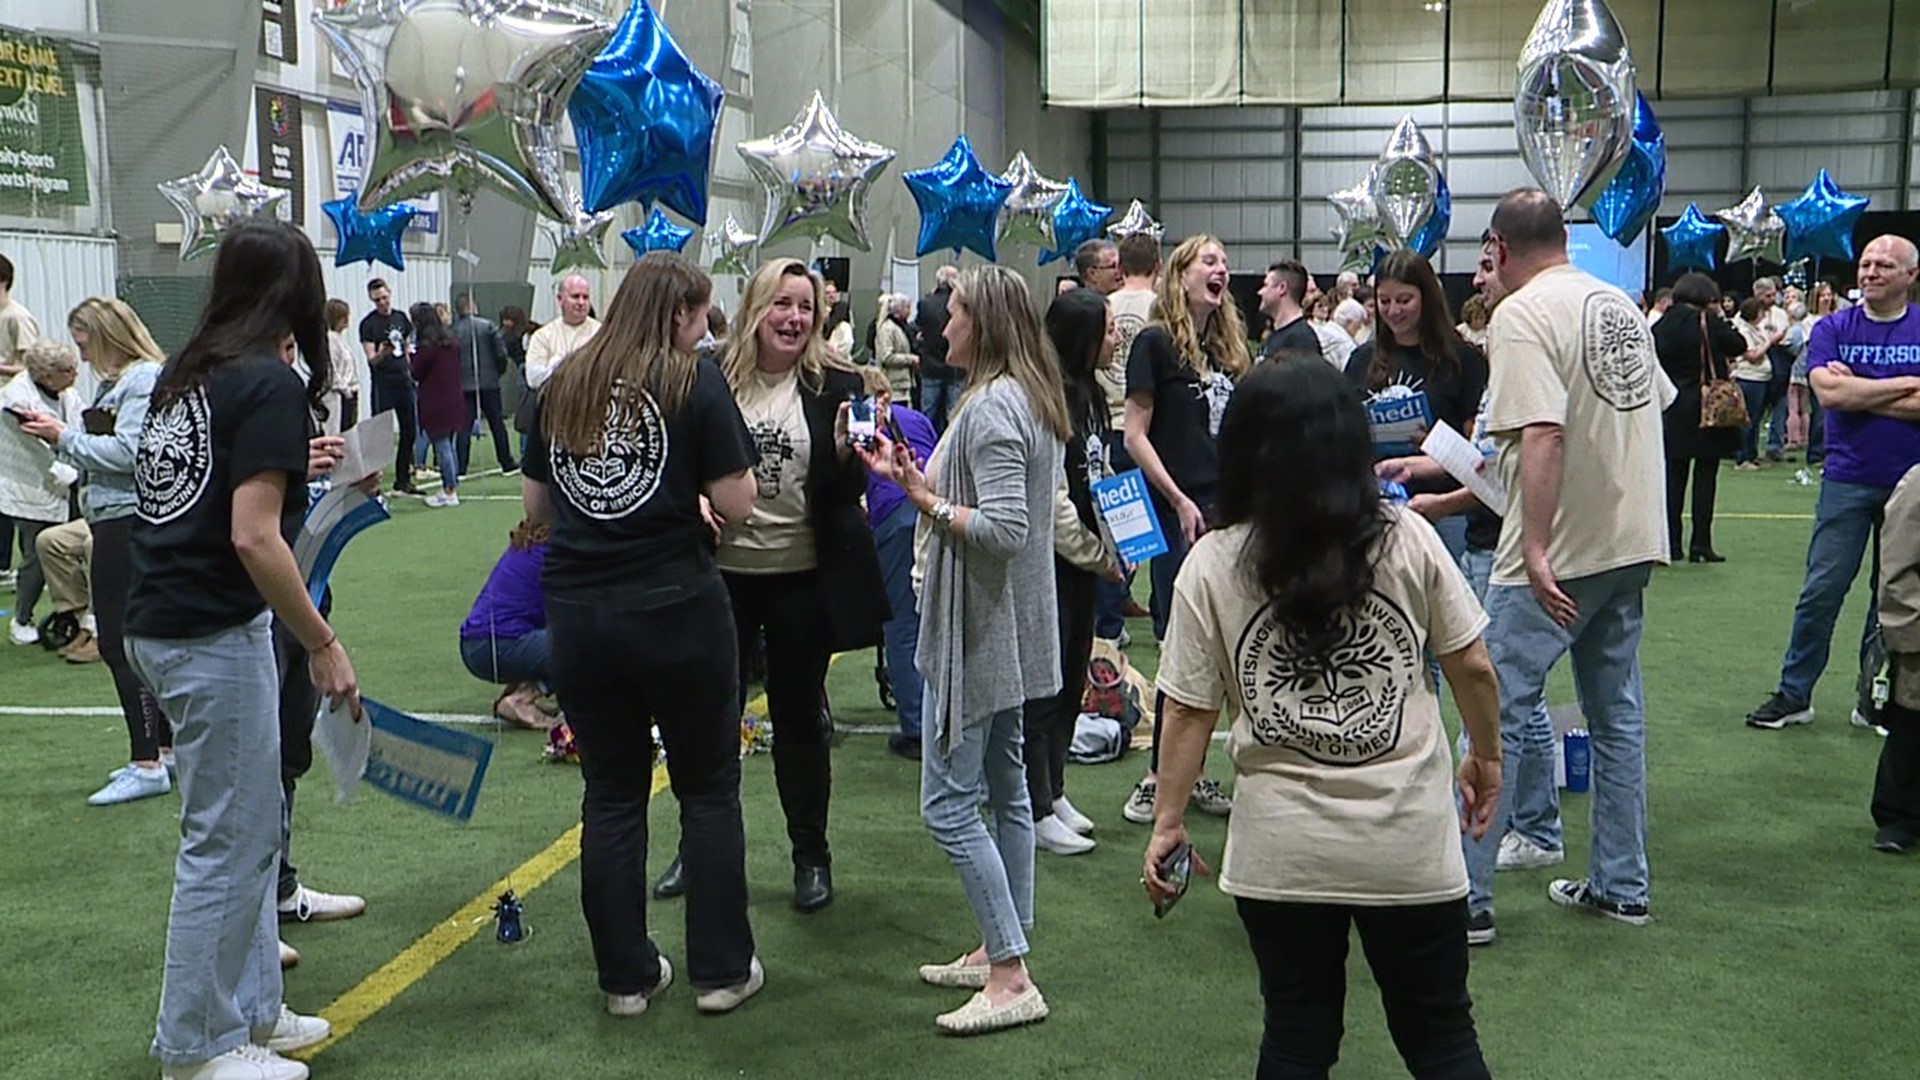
[5,185,1920,1078]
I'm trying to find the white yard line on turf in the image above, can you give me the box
[0,705,931,735]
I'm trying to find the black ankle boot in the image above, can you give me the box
[652,855,686,900]
[1688,550,1726,564]
[793,863,833,913]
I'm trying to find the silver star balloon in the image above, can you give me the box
[996,151,1068,252]
[1716,187,1787,265]
[1328,179,1385,271]
[547,210,613,275]
[157,145,290,261]
[314,0,611,224]
[1514,0,1636,209]
[736,91,896,251]
[706,214,757,276]
[1105,199,1164,243]
[1369,116,1440,247]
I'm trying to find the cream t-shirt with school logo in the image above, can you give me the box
[718,365,816,574]
[1156,507,1487,906]
[1484,264,1671,587]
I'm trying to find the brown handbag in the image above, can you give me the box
[1698,312,1750,429]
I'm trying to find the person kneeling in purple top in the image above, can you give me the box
[859,365,939,759]
[461,518,556,729]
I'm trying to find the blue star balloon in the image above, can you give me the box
[622,208,694,257]
[1589,92,1666,247]
[1660,204,1724,274]
[321,195,415,271]
[1406,172,1451,260]
[1778,169,1871,265]
[903,135,1013,261]
[568,0,724,223]
[1039,179,1112,266]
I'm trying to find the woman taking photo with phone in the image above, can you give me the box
[19,297,172,806]
[524,251,764,1017]
[1144,359,1502,1079]
[1120,233,1250,827]
[658,257,885,914]
[120,219,353,1080]
[859,264,1069,1035]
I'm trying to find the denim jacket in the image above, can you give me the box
[55,360,160,523]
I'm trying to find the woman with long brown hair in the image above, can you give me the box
[523,251,764,1016]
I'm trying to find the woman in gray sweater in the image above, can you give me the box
[857,265,1071,1036]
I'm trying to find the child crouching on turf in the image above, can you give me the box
[460,519,557,729]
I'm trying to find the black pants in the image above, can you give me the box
[92,517,169,761]
[723,569,834,868]
[372,379,416,490]
[550,574,755,993]
[1873,701,1920,839]
[1024,563,1097,814]
[1665,453,1722,557]
[338,392,359,432]
[273,592,330,901]
[1236,897,1490,1080]
[457,388,517,475]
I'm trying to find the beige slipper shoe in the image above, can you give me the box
[917,954,990,989]
[935,984,1049,1036]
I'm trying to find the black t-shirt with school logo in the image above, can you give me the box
[128,355,314,639]
[359,308,413,386]
[524,358,757,595]
[1345,337,1489,499]
[1125,324,1234,511]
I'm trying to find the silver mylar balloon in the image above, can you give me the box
[1105,199,1164,243]
[737,91,896,251]
[314,0,611,223]
[1514,0,1637,208]
[706,214,757,276]
[1328,179,1385,268]
[1369,116,1439,247]
[157,145,290,261]
[1715,187,1787,265]
[547,211,613,276]
[996,151,1068,251]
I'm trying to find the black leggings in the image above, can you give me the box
[1024,563,1097,814]
[91,517,168,761]
[1665,453,1722,557]
[723,569,835,867]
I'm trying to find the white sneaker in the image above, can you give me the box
[1051,796,1095,835]
[278,940,300,969]
[1495,832,1565,872]
[0,569,14,589]
[256,1005,330,1053]
[441,492,459,507]
[1035,814,1096,855]
[695,957,764,1013]
[423,492,450,508]
[9,620,37,645]
[278,884,367,923]
[1852,708,1891,738]
[1189,776,1234,817]
[81,611,96,634]
[87,764,170,806]
[607,955,673,1016]
[162,1043,308,1080]
[1121,776,1157,824]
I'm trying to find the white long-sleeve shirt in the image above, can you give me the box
[523,317,602,390]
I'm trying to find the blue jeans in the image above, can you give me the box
[1465,564,1653,914]
[873,502,925,737]
[1457,549,1562,854]
[921,703,1034,962]
[1778,478,1889,704]
[430,434,459,491]
[127,613,284,1068]
[460,630,550,687]
[920,376,960,434]
[1736,379,1770,463]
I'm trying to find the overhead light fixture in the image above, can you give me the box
[1422,1,1447,11]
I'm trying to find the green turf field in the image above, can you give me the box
[2,465,1907,1079]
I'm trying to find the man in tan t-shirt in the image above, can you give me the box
[1464,189,1669,940]
[1095,233,1161,642]
[0,254,40,380]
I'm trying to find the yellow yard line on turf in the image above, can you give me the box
[299,669,808,1059]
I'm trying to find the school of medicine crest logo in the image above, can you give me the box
[1233,590,1420,766]
[550,388,669,520]
[1582,291,1655,411]
[135,388,214,526]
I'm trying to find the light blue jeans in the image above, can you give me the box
[1464,564,1653,914]
[127,612,285,1067]
[1778,478,1888,705]
[874,502,925,737]
[431,434,460,492]
[921,703,1034,962]
[1457,549,1563,854]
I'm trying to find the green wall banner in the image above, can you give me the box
[0,31,87,215]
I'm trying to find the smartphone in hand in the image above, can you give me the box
[2,405,32,424]
[1153,841,1194,919]
[847,394,878,450]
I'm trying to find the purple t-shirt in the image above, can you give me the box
[460,543,547,641]
[1808,304,1920,489]
[865,405,939,529]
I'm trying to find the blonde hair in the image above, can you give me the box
[722,258,846,395]
[953,265,1072,441]
[23,338,79,384]
[67,297,166,377]
[542,253,709,455]
[856,364,891,399]
[1152,235,1249,381]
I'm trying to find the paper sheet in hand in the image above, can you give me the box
[295,485,391,606]
[1419,420,1507,517]
[312,696,371,805]
[335,410,396,485]
[1366,390,1432,458]
[361,698,493,821]
[1091,469,1169,564]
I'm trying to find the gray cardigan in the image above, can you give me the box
[54,359,160,523]
[915,377,1063,752]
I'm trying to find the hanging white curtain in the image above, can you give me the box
[0,230,117,400]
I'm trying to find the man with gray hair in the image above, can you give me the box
[1316,297,1367,370]
[1752,275,1795,460]
[524,274,600,391]
[1072,238,1121,295]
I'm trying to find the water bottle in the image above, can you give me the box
[1563,729,1591,793]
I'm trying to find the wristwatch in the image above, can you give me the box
[927,499,958,527]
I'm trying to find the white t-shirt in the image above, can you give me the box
[1101,287,1156,429]
[1315,321,1357,370]
[1484,264,1671,586]
[1156,508,1486,906]
[1732,318,1773,382]
[718,366,816,574]
[524,317,602,390]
